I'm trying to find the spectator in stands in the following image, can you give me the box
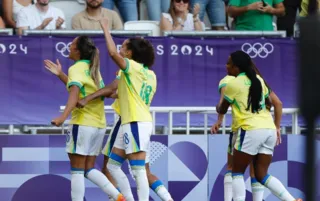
[2,0,33,28]
[102,0,138,22]
[0,16,5,28]
[72,0,123,30]
[160,0,204,32]
[277,0,301,37]
[190,0,226,30]
[16,0,65,35]
[300,0,320,17]
[146,0,170,21]
[227,0,285,30]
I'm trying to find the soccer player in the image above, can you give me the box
[78,71,174,201]
[44,36,125,201]
[211,62,283,201]
[99,17,157,201]
[216,50,302,201]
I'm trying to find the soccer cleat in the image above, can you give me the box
[116,194,126,201]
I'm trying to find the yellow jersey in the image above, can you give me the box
[219,75,237,132]
[224,72,275,131]
[117,58,157,125]
[66,60,106,128]
[111,71,121,115]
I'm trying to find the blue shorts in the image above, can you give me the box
[191,0,226,27]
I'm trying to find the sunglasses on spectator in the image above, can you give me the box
[174,0,189,3]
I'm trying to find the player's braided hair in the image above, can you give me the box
[76,36,100,88]
[231,51,262,113]
[127,38,155,68]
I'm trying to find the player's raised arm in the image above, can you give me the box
[99,18,127,70]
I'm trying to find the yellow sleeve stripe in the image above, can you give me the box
[123,58,130,73]
[224,95,233,103]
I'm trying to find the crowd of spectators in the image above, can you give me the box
[0,0,316,36]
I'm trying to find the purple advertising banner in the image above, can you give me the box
[0,36,297,125]
[0,135,317,201]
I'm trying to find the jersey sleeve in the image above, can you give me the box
[122,58,143,75]
[224,80,238,103]
[228,0,241,6]
[67,66,85,89]
[116,70,122,80]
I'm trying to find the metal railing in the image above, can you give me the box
[56,106,299,135]
[163,31,287,38]
[0,29,14,36]
[22,30,152,37]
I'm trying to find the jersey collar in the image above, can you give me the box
[75,60,90,64]
[238,72,246,76]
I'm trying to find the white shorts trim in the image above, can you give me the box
[66,124,106,156]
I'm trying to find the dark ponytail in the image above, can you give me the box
[250,61,272,91]
[230,51,262,113]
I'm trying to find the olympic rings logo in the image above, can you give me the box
[241,42,274,58]
[55,42,72,57]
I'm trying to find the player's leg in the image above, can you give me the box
[107,125,134,201]
[224,132,235,201]
[124,122,152,201]
[146,163,173,201]
[84,127,124,201]
[66,125,87,201]
[254,129,302,201]
[232,129,257,201]
[250,162,264,201]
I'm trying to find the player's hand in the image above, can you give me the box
[192,3,200,17]
[44,59,62,76]
[247,2,263,10]
[41,17,53,29]
[276,128,282,146]
[110,92,118,99]
[211,121,222,134]
[56,17,64,29]
[51,116,65,127]
[99,17,109,30]
[258,3,273,13]
[77,98,88,108]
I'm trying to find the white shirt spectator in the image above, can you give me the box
[16,4,65,29]
[162,13,204,31]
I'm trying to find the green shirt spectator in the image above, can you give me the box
[228,0,285,31]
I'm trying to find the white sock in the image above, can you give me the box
[71,168,85,201]
[251,177,264,201]
[107,154,134,201]
[150,180,173,201]
[85,168,121,200]
[261,174,295,201]
[224,171,233,201]
[232,173,246,201]
[130,160,149,201]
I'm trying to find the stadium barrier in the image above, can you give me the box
[22,29,153,36]
[0,29,13,36]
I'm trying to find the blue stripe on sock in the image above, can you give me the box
[261,174,271,185]
[225,170,232,175]
[72,125,79,153]
[84,168,94,177]
[129,160,145,166]
[117,187,121,193]
[109,153,125,164]
[109,118,121,156]
[251,177,258,184]
[130,122,140,149]
[71,167,84,171]
[232,173,243,177]
[151,180,163,191]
